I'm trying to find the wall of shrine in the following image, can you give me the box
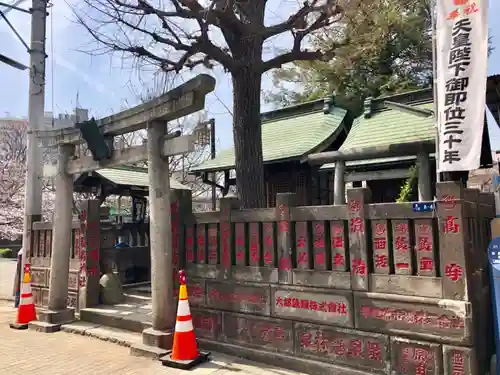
[171,182,495,375]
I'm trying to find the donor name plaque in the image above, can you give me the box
[272,288,353,327]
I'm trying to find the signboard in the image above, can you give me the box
[436,0,489,172]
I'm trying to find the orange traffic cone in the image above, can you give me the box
[160,270,210,369]
[10,263,37,330]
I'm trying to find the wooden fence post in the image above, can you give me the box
[346,187,371,291]
[276,193,297,284]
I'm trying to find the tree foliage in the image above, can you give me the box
[266,0,434,115]
[73,0,346,208]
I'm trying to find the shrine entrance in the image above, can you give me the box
[27,74,215,350]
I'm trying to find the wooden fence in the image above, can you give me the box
[172,182,495,375]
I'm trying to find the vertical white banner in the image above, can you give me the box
[436,0,489,172]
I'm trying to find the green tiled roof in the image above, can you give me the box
[321,102,435,170]
[96,167,190,190]
[192,106,347,172]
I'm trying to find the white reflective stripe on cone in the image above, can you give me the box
[175,319,194,333]
[177,299,191,316]
[20,295,33,305]
[21,282,32,293]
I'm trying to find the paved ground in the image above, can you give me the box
[0,301,305,375]
[0,258,16,301]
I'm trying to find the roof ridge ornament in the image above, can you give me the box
[363,97,373,119]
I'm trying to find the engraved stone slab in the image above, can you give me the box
[191,309,222,340]
[41,288,49,307]
[390,337,443,375]
[32,287,41,307]
[355,296,471,345]
[272,287,353,327]
[223,313,293,354]
[67,292,78,310]
[207,281,270,316]
[68,271,79,291]
[294,323,389,374]
[31,267,47,287]
[443,345,477,375]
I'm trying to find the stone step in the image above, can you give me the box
[60,320,142,347]
[79,306,152,333]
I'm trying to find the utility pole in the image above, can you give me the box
[21,0,48,267]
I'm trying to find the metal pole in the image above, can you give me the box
[210,119,216,211]
[431,0,441,184]
[21,0,47,270]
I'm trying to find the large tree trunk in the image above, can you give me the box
[231,68,266,208]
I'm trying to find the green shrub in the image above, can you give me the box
[0,248,14,258]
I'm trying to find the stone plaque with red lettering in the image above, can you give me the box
[415,219,437,276]
[263,222,276,267]
[295,323,389,374]
[272,288,353,327]
[207,281,271,316]
[196,224,207,264]
[192,309,222,340]
[330,221,347,272]
[223,313,293,354]
[372,220,391,274]
[207,224,219,264]
[355,296,471,345]
[443,345,477,375]
[295,221,310,269]
[248,222,261,266]
[312,221,327,270]
[392,220,413,275]
[390,337,443,375]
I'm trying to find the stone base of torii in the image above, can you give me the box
[26,74,216,352]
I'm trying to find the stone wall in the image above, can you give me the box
[172,182,495,375]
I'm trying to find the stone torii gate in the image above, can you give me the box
[29,75,215,349]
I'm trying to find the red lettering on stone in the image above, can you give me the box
[375,254,389,268]
[279,221,289,233]
[300,332,313,348]
[332,224,343,236]
[451,351,465,375]
[87,266,99,277]
[395,223,409,233]
[347,339,363,358]
[419,257,434,271]
[279,257,291,270]
[418,237,433,251]
[236,251,244,261]
[333,252,344,266]
[275,297,284,306]
[332,236,344,249]
[274,327,285,341]
[221,223,231,267]
[374,223,386,235]
[265,235,273,247]
[374,238,387,250]
[297,237,306,248]
[366,341,382,362]
[444,216,460,233]
[445,263,463,281]
[443,195,457,210]
[250,246,259,263]
[350,218,364,233]
[348,199,362,213]
[351,258,367,276]
[395,236,409,251]
[396,263,409,269]
[315,252,325,266]
[300,299,310,309]
[314,330,329,353]
[264,251,273,265]
[331,339,346,356]
[236,236,244,247]
[297,252,308,265]
[314,239,325,249]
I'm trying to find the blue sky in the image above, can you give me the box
[0,0,499,152]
